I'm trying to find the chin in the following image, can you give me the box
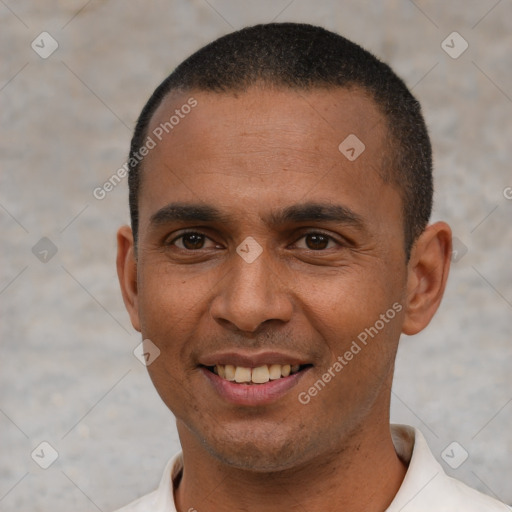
[209,444,305,473]
[197,422,319,473]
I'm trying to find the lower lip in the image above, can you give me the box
[200,367,310,406]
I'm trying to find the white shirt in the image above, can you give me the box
[113,424,510,511]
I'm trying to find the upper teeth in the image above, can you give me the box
[214,364,301,384]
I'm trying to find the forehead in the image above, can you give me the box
[139,85,400,238]
[147,85,385,165]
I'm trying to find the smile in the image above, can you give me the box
[205,364,308,384]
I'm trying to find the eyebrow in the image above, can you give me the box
[149,201,365,229]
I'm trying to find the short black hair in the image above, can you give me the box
[128,22,433,260]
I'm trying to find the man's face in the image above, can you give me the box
[128,86,409,471]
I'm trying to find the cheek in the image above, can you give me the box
[137,271,206,414]
[296,265,405,414]
[299,263,403,346]
[138,258,214,321]
[137,266,208,365]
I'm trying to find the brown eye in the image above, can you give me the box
[305,233,330,250]
[173,232,208,250]
[296,232,340,251]
[183,233,204,249]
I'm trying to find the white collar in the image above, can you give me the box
[115,424,510,511]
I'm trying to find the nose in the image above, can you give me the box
[209,248,293,334]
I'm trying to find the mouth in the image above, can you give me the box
[203,363,312,384]
[200,361,312,406]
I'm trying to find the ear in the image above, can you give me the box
[402,222,452,335]
[116,225,141,332]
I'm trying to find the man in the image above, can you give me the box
[115,23,509,511]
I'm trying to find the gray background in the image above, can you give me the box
[1,0,511,510]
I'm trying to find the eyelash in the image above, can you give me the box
[166,230,342,250]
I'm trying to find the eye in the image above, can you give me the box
[169,231,218,250]
[294,232,338,250]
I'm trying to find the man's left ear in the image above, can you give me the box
[402,222,452,335]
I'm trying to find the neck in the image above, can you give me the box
[174,421,407,512]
